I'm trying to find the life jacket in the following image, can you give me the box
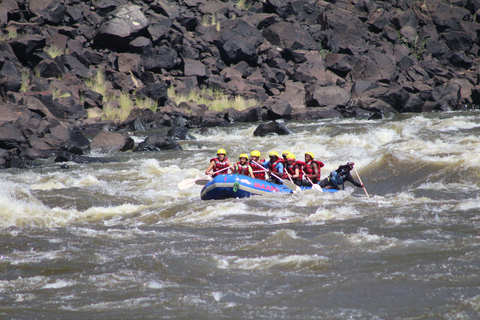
[304,160,324,182]
[329,171,344,185]
[250,160,266,180]
[269,159,283,174]
[285,161,303,180]
[236,163,250,176]
[210,157,229,176]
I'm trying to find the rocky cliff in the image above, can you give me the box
[0,0,479,168]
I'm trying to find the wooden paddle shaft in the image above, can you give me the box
[353,167,370,198]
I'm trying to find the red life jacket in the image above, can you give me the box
[250,160,266,180]
[210,157,230,176]
[285,161,303,180]
[236,163,251,176]
[304,160,324,182]
[269,159,283,174]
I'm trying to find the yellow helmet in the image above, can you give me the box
[250,150,261,157]
[286,153,295,160]
[217,148,226,155]
[269,151,279,157]
[282,150,291,156]
[305,152,314,159]
[239,153,249,160]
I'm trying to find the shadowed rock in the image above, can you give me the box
[90,131,134,153]
[0,122,26,149]
[253,121,291,137]
[94,4,149,49]
[214,19,264,65]
[167,126,195,140]
[135,135,182,151]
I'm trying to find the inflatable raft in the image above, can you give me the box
[200,174,337,200]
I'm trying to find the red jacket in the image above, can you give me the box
[210,157,229,177]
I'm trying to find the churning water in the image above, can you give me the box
[1,111,480,319]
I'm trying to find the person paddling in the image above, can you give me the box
[303,152,324,187]
[205,149,233,177]
[263,151,284,184]
[234,154,255,178]
[320,162,364,190]
[249,150,266,180]
[283,153,304,186]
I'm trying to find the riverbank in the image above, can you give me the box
[0,0,479,168]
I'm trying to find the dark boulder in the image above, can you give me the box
[55,55,91,79]
[142,45,179,72]
[306,85,351,108]
[351,50,396,83]
[253,121,291,137]
[0,122,26,149]
[94,4,149,49]
[29,0,67,25]
[167,126,195,140]
[90,131,134,153]
[430,82,462,111]
[183,59,207,77]
[317,6,368,54]
[291,106,343,121]
[224,108,248,123]
[214,19,263,65]
[201,112,229,128]
[325,53,357,78]
[266,100,292,120]
[135,81,168,106]
[361,86,411,112]
[0,148,9,168]
[135,135,182,151]
[9,35,46,65]
[34,59,65,78]
[262,22,317,51]
[150,0,180,19]
[54,151,110,164]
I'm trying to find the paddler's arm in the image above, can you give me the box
[308,162,320,180]
[205,160,215,175]
[291,166,301,179]
[344,173,363,187]
[248,165,255,179]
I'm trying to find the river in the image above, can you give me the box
[1,111,480,319]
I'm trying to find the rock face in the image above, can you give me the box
[0,0,479,168]
[94,5,150,49]
[253,121,291,137]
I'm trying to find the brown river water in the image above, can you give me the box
[1,111,480,319]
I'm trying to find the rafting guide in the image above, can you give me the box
[320,162,364,190]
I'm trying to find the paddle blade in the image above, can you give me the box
[312,184,323,192]
[282,179,298,192]
[177,178,196,190]
[195,178,212,185]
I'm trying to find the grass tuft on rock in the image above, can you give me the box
[168,87,258,112]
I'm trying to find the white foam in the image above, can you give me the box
[42,280,76,289]
[307,205,360,222]
[216,254,330,271]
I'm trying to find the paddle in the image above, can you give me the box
[251,160,299,192]
[177,167,229,190]
[194,177,212,185]
[353,166,370,198]
[302,170,323,192]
